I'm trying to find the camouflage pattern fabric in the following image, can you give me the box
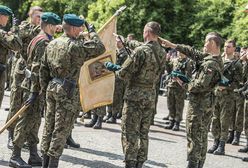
[0,27,22,107]
[112,48,128,115]
[13,31,50,148]
[176,44,223,165]
[165,57,193,122]
[40,32,105,158]
[211,57,242,141]
[116,40,166,162]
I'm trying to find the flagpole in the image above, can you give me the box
[97,5,126,33]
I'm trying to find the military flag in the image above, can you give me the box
[79,6,126,112]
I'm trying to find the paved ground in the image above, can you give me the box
[0,91,248,168]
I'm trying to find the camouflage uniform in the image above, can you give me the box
[40,32,105,159]
[0,27,22,107]
[112,48,128,115]
[116,41,166,163]
[13,31,50,148]
[165,57,193,123]
[175,44,223,166]
[243,62,248,139]
[211,58,242,142]
[6,21,40,131]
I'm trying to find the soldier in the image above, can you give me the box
[6,6,43,150]
[105,21,166,168]
[105,35,129,124]
[126,33,135,41]
[0,5,22,108]
[9,12,61,168]
[161,32,223,168]
[207,40,242,155]
[236,51,248,162]
[164,51,193,131]
[40,14,105,167]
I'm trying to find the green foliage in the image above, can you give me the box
[0,0,247,47]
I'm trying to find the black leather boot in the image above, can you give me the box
[103,112,112,122]
[207,139,219,154]
[66,133,80,148]
[7,130,14,149]
[84,114,98,127]
[42,153,49,168]
[9,145,32,168]
[242,157,248,162]
[106,113,117,124]
[213,140,225,155]
[83,112,91,119]
[136,161,144,168]
[165,120,175,129]
[238,138,248,153]
[28,145,42,166]
[125,161,136,168]
[162,115,169,120]
[232,131,241,145]
[226,130,234,144]
[172,121,180,131]
[93,116,103,129]
[48,156,59,168]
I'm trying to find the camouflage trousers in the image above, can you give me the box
[167,87,186,122]
[244,99,248,138]
[186,93,214,164]
[0,72,6,107]
[229,95,244,132]
[13,90,42,148]
[112,78,125,115]
[121,99,154,162]
[41,84,77,158]
[211,91,235,141]
[6,87,24,131]
[92,106,106,117]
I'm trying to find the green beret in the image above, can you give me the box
[41,12,61,25]
[63,14,85,27]
[0,5,13,16]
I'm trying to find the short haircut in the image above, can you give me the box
[127,33,135,37]
[40,21,49,29]
[206,32,223,48]
[225,39,236,47]
[62,21,72,32]
[145,21,161,36]
[28,6,43,16]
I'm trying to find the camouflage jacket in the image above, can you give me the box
[116,47,128,66]
[217,57,242,91]
[116,40,166,102]
[166,57,193,88]
[39,32,105,93]
[21,31,50,92]
[18,21,40,61]
[11,21,40,87]
[176,44,223,95]
[0,27,22,66]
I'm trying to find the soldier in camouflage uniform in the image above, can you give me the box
[105,21,166,168]
[6,6,42,150]
[208,40,242,155]
[164,51,193,131]
[40,14,105,167]
[9,12,61,168]
[105,35,129,124]
[236,51,248,162]
[0,5,22,108]
[161,32,223,168]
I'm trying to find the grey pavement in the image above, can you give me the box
[0,91,248,168]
